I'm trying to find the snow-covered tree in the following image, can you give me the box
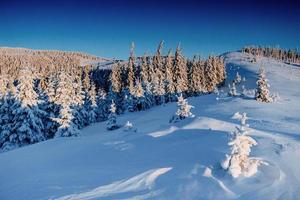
[86,83,98,123]
[127,42,136,95]
[97,88,109,121]
[123,121,137,132]
[72,75,88,128]
[54,71,79,137]
[173,44,188,94]
[153,68,165,105]
[54,104,79,137]
[221,112,262,178]
[205,57,218,92]
[165,50,176,102]
[228,82,237,96]
[0,76,16,151]
[170,94,194,123]
[234,72,242,84]
[255,68,273,103]
[111,62,122,93]
[106,100,119,130]
[10,67,46,148]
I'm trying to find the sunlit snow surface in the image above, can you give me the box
[1,52,300,199]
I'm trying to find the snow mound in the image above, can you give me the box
[56,167,172,200]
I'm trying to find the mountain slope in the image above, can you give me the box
[0,52,300,200]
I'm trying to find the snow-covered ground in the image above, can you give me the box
[1,52,300,200]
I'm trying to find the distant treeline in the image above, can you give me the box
[242,46,300,64]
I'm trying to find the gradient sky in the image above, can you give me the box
[0,0,299,59]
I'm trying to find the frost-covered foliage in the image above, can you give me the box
[54,71,79,137]
[8,67,46,148]
[86,83,98,124]
[170,94,194,123]
[221,112,262,178]
[123,121,137,132]
[234,72,242,84]
[255,68,273,103]
[0,42,226,151]
[228,82,237,97]
[106,101,119,130]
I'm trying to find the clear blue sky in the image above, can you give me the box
[0,0,299,59]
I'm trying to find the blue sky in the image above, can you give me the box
[0,0,299,59]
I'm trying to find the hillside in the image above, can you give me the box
[0,51,300,199]
[0,47,110,76]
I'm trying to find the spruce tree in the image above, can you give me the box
[54,71,79,137]
[87,83,98,123]
[165,50,176,102]
[127,42,136,96]
[11,67,46,147]
[205,56,218,92]
[0,75,16,150]
[170,94,194,123]
[173,44,188,94]
[221,112,261,178]
[255,68,272,103]
[106,100,119,130]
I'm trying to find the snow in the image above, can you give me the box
[1,51,300,199]
[56,167,172,200]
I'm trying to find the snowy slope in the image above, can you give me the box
[1,52,300,200]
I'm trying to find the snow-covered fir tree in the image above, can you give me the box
[173,44,188,94]
[96,87,109,121]
[111,62,122,93]
[140,55,149,85]
[86,83,98,124]
[72,75,88,128]
[153,68,165,105]
[43,74,60,138]
[127,42,136,96]
[170,94,194,123]
[234,72,242,84]
[10,67,46,148]
[54,104,79,137]
[255,68,273,103]
[133,79,146,110]
[165,50,176,102]
[205,56,218,92]
[189,56,204,94]
[54,71,79,137]
[228,82,237,96]
[123,121,137,132]
[106,100,119,130]
[221,112,262,178]
[0,75,16,151]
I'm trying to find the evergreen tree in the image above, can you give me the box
[205,56,218,92]
[72,75,88,128]
[221,112,262,178]
[44,74,59,138]
[10,67,46,147]
[127,42,136,95]
[234,72,242,84]
[228,82,237,96]
[173,44,188,94]
[165,50,176,102]
[106,100,119,130]
[86,83,98,123]
[0,75,16,150]
[109,62,123,113]
[97,88,109,121]
[255,68,272,103]
[54,71,79,137]
[170,94,194,123]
